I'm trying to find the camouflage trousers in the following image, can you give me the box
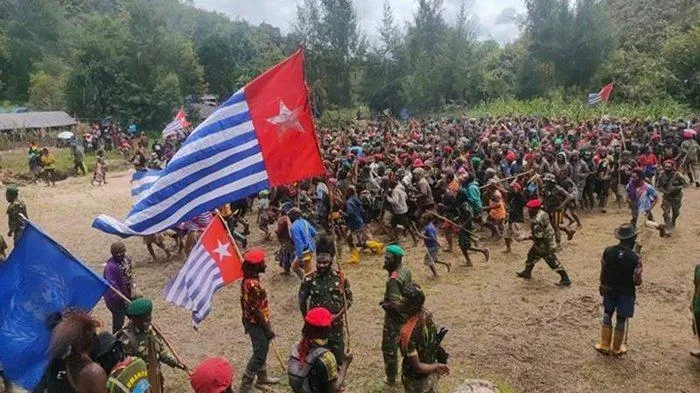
[327,325,345,366]
[661,197,681,230]
[525,246,564,273]
[382,316,402,382]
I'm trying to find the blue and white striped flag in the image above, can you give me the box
[91,50,324,237]
[92,89,270,237]
[131,169,161,205]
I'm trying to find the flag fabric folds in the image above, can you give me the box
[0,221,108,390]
[93,49,324,237]
[131,169,161,205]
[162,107,190,139]
[164,215,243,326]
[587,82,614,105]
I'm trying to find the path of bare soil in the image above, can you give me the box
[10,171,700,392]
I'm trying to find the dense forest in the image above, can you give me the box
[0,0,698,129]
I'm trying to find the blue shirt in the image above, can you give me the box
[423,222,438,249]
[344,196,365,231]
[626,181,657,213]
[290,218,317,260]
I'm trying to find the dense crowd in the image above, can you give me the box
[3,114,700,393]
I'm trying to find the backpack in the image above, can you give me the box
[288,344,329,393]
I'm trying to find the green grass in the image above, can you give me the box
[0,148,128,178]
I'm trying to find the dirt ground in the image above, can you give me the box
[9,170,700,393]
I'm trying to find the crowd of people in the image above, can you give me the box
[3,113,700,393]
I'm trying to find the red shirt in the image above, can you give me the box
[638,153,658,167]
[240,277,270,324]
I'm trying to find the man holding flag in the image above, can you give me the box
[239,248,280,393]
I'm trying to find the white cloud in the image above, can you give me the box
[193,0,525,44]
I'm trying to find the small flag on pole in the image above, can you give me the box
[587,82,614,105]
[0,221,108,390]
[164,214,243,326]
[162,107,190,139]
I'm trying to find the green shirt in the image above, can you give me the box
[6,200,27,234]
[117,325,180,368]
[384,265,412,324]
[531,210,556,253]
[400,311,439,382]
[106,357,150,393]
[299,270,353,315]
[693,264,700,313]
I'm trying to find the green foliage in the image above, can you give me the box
[0,0,697,131]
[662,23,700,109]
[449,95,693,121]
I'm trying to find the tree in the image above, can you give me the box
[662,24,700,108]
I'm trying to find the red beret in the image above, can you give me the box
[305,307,333,328]
[243,248,265,264]
[190,357,234,393]
[525,199,542,209]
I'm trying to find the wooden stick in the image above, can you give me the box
[107,283,191,375]
[330,213,352,351]
[479,170,534,189]
[270,339,288,372]
[426,210,480,240]
[551,297,570,321]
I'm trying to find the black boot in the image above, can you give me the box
[556,269,572,286]
[516,264,533,279]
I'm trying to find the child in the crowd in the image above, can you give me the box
[420,212,451,277]
[91,150,107,186]
[257,190,271,240]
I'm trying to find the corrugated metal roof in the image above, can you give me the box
[0,111,77,131]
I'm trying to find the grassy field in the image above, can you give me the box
[0,147,129,182]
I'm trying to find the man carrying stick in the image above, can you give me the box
[299,235,353,367]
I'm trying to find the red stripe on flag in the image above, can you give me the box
[244,50,325,187]
[599,82,614,102]
[200,215,243,284]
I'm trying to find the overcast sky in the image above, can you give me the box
[193,0,525,44]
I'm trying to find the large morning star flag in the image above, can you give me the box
[0,221,108,390]
[93,50,325,237]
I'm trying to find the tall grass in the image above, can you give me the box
[443,96,696,121]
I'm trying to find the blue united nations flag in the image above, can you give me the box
[0,221,108,390]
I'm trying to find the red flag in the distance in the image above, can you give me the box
[599,82,614,102]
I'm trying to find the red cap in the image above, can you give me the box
[244,248,265,264]
[525,199,542,209]
[412,158,424,168]
[190,357,234,393]
[510,181,522,192]
[304,307,334,328]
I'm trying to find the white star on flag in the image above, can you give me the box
[266,101,304,135]
[212,240,231,261]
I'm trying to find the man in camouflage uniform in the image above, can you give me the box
[516,199,572,286]
[678,129,700,186]
[116,298,187,383]
[6,185,27,247]
[541,173,575,246]
[655,159,688,236]
[380,244,413,386]
[299,235,353,366]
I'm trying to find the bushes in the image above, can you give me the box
[443,96,695,121]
